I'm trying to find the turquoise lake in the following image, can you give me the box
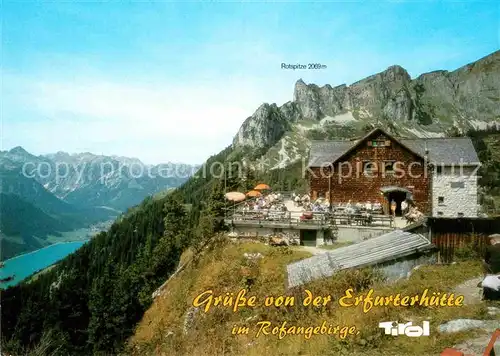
[0,241,88,288]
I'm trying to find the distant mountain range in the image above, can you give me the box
[232,50,500,169]
[0,147,198,259]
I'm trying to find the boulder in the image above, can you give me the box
[438,319,499,333]
[270,236,288,246]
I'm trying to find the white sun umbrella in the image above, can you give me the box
[225,192,246,216]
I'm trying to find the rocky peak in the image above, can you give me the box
[292,80,319,121]
[5,146,41,163]
[384,65,411,82]
[254,103,276,116]
[293,79,308,101]
[232,50,500,153]
[232,102,293,149]
[9,146,29,155]
[45,151,72,161]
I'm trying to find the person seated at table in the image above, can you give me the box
[345,206,356,215]
[372,202,382,213]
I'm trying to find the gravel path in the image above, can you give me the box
[448,276,500,356]
[453,276,484,305]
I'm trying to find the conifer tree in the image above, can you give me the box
[151,196,187,275]
[194,179,228,254]
[242,166,258,191]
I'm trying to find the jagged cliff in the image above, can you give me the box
[232,50,500,165]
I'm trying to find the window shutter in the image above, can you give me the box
[385,140,391,146]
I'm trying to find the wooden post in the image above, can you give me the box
[329,164,332,212]
[483,328,499,356]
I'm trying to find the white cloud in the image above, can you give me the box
[3,74,293,164]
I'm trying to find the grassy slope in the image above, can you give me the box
[128,238,499,356]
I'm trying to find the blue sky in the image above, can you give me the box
[2,1,499,164]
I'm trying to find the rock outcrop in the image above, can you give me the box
[232,50,500,150]
[232,103,294,150]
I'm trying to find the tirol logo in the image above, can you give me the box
[379,321,430,337]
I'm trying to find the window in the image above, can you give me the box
[437,211,444,216]
[438,196,444,205]
[370,140,386,147]
[363,161,377,176]
[450,182,465,189]
[383,161,395,174]
[457,212,464,217]
[436,166,443,175]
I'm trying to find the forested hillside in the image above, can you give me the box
[0,171,116,260]
[1,194,193,355]
[0,143,255,355]
[0,138,309,355]
[0,193,73,258]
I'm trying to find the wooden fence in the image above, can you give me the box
[432,232,490,263]
[227,210,394,228]
[427,217,500,263]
